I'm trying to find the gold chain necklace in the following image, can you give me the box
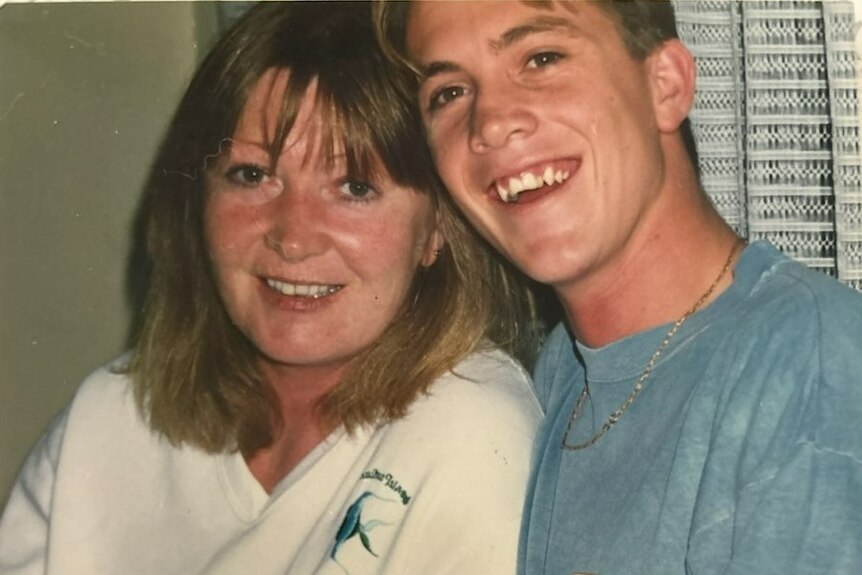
[561,240,743,451]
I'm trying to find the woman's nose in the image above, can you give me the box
[262,188,330,262]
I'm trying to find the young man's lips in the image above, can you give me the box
[498,183,560,205]
[488,160,580,204]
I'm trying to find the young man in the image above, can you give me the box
[378,1,862,573]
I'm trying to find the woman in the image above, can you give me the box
[0,3,541,574]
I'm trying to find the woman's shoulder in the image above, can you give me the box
[60,354,147,444]
[360,348,539,504]
[435,348,539,417]
[390,348,541,452]
[446,347,534,391]
[69,354,136,412]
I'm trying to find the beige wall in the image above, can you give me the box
[0,2,220,503]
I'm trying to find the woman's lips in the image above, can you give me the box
[264,278,343,299]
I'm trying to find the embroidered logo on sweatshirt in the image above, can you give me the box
[332,492,390,556]
[329,469,411,572]
[359,467,412,505]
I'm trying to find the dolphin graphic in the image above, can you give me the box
[331,491,393,569]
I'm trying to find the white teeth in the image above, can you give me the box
[266,279,340,298]
[495,166,570,203]
[496,182,508,200]
[508,177,525,194]
[543,166,555,186]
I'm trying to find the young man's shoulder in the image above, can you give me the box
[707,243,862,453]
[737,241,862,340]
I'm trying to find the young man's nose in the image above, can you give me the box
[262,189,330,262]
[468,86,537,153]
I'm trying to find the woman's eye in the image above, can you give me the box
[226,164,268,186]
[527,51,564,69]
[338,181,377,201]
[429,85,465,112]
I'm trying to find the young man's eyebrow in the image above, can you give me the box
[491,15,580,52]
[419,61,462,81]
[416,15,580,81]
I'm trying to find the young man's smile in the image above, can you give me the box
[489,160,575,204]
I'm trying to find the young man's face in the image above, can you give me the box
[406,1,668,291]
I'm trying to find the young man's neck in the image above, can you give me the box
[557,166,740,349]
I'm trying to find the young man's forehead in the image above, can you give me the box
[412,11,584,79]
[405,0,665,39]
[405,0,605,46]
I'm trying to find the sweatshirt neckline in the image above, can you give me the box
[572,241,779,382]
[217,427,350,523]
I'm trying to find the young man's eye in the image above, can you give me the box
[225,164,269,186]
[428,85,466,112]
[527,51,564,69]
[338,180,377,201]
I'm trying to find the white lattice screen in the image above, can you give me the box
[674,0,862,290]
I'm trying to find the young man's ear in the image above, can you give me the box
[648,39,696,133]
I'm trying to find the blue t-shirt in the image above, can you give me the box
[520,241,862,575]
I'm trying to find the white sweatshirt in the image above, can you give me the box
[0,349,540,575]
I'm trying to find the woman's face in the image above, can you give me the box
[204,69,442,377]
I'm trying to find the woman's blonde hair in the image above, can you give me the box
[129,2,541,455]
